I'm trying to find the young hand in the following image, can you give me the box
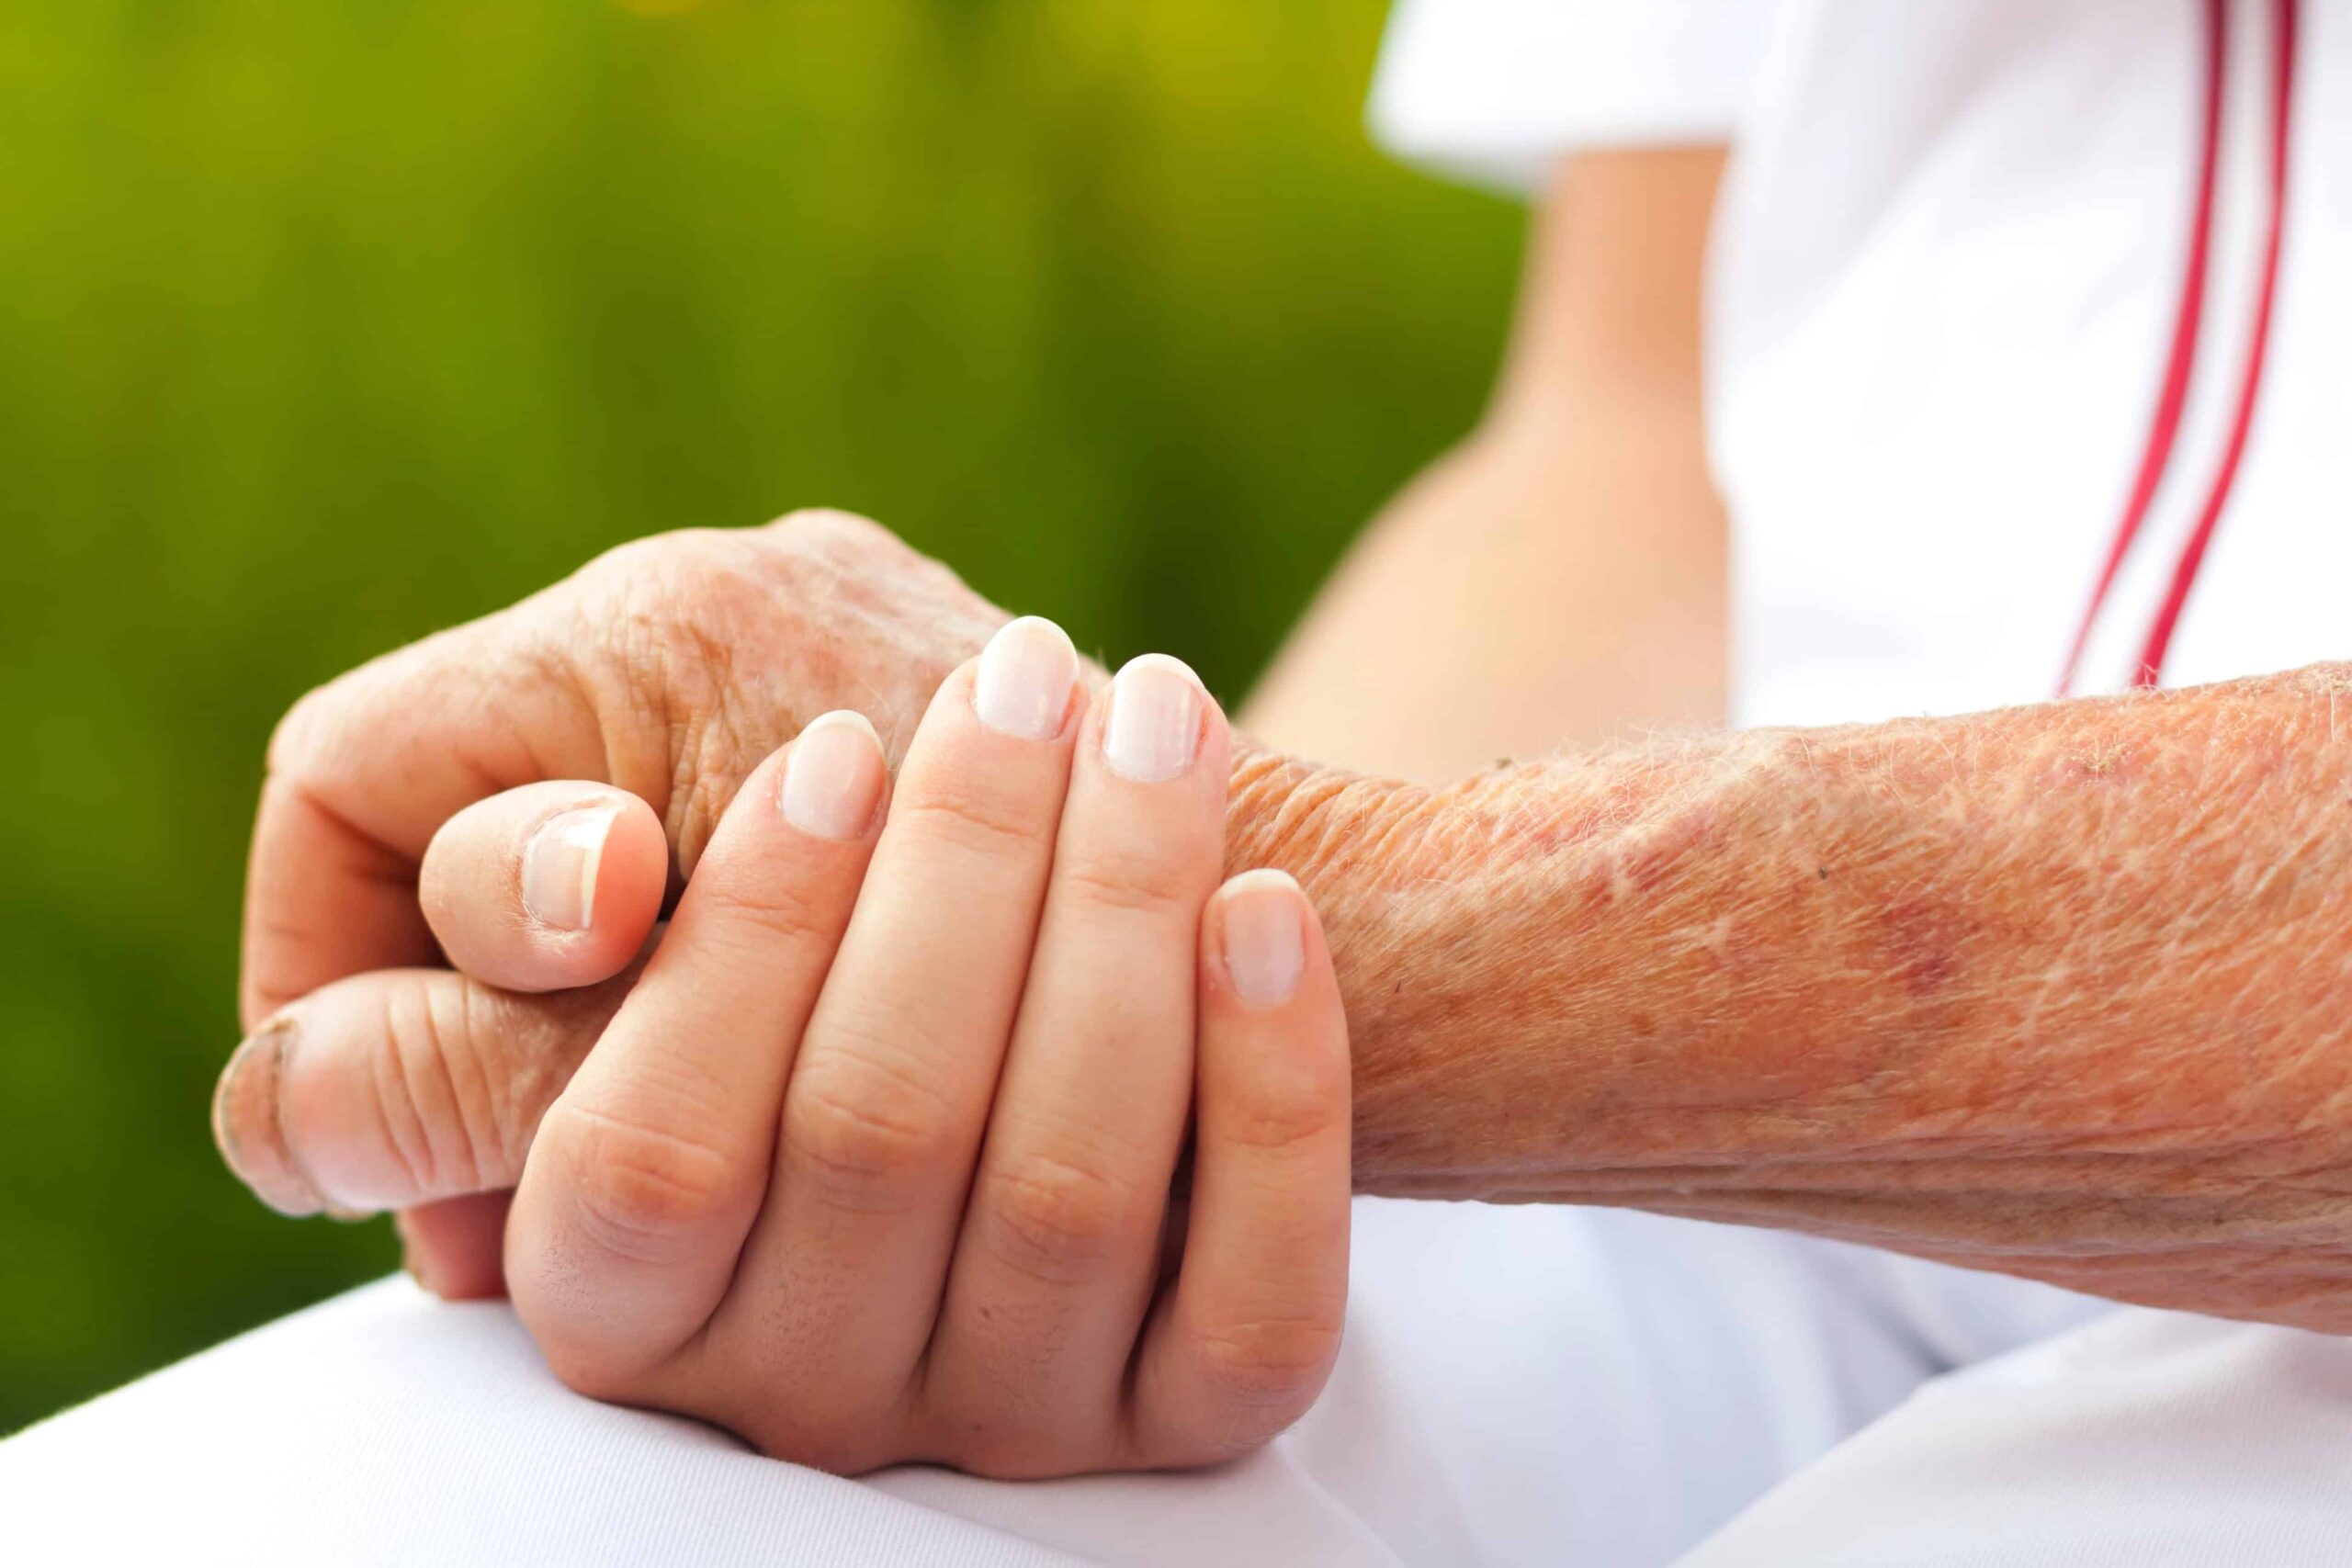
[486,618,1350,1475]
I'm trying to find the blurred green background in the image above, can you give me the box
[0,0,1519,1432]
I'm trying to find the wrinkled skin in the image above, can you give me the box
[243,510,1008,1034]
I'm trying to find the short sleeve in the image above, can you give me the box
[1367,0,1781,194]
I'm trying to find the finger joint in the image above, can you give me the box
[553,1101,743,1263]
[983,1149,1151,1286]
[781,1055,959,1213]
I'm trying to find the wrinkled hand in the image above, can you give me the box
[219,511,1009,1292]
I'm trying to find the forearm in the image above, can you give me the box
[1228,665,2352,1328]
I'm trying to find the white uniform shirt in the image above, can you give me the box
[1374,0,2349,726]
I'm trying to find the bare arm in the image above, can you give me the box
[1243,150,1729,779]
[1231,667,2352,1331]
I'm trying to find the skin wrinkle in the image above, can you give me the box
[447,982,503,1193]
[382,986,448,1199]
[1225,663,2352,1330]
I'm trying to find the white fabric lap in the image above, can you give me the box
[1685,1309,2352,1565]
[0,1277,1076,1568]
[4,1201,1950,1566]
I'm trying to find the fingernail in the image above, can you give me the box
[521,806,620,931]
[972,615,1080,740]
[1102,653,1204,783]
[1217,870,1306,1010]
[780,710,887,840]
[213,1018,330,1217]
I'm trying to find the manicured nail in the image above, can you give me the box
[212,1018,330,1217]
[972,615,1080,740]
[1102,653,1204,783]
[1217,869,1306,1010]
[521,806,620,931]
[780,710,887,840]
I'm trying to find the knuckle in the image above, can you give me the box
[1219,1047,1351,1155]
[263,681,334,775]
[695,863,842,951]
[596,558,748,700]
[265,645,418,777]
[984,1149,1149,1283]
[553,1102,741,1260]
[1055,840,1203,920]
[895,783,1049,864]
[572,540,786,868]
[574,525,731,591]
[768,506,884,547]
[782,1055,957,1211]
[1188,1310,1345,1407]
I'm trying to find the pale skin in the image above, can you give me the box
[479,623,1352,1478]
[220,621,1358,1480]
[215,145,2352,1484]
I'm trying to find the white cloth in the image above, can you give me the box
[1686,1311,2352,1567]
[1713,0,2352,724]
[1367,0,1778,189]
[4,1201,2091,1565]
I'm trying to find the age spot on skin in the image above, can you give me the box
[1877,897,1963,998]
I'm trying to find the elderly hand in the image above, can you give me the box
[491,622,1347,1474]
[219,510,1011,1292]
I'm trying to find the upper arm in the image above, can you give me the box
[1495,148,1724,434]
[1242,148,1731,781]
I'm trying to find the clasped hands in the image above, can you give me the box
[213,513,1349,1476]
